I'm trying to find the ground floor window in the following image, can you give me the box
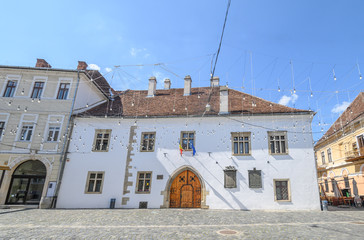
[324,179,329,192]
[274,179,290,201]
[85,172,104,194]
[136,172,152,193]
[224,166,237,188]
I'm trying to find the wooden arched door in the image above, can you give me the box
[170,170,201,208]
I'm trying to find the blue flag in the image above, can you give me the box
[190,142,196,156]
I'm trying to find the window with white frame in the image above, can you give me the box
[0,121,5,140]
[136,172,152,193]
[231,132,251,155]
[321,151,326,164]
[140,132,155,152]
[268,131,288,154]
[327,148,332,163]
[274,179,290,201]
[31,82,44,99]
[19,124,34,141]
[85,171,104,194]
[57,83,70,99]
[47,125,60,142]
[92,129,111,152]
[3,80,17,97]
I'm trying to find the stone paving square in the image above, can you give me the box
[1,208,364,239]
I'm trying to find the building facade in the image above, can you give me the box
[0,59,110,207]
[57,76,320,210]
[315,92,364,200]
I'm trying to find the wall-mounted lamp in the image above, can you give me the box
[163,153,168,157]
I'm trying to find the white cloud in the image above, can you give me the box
[88,64,100,71]
[278,94,298,106]
[105,67,112,73]
[331,101,350,114]
[130,47,148,57]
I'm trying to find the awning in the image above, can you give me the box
[0,165,10,170]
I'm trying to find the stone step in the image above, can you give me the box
[0,204,38,209]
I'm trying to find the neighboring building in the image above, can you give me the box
[57,76,320,210]
[0,59,111,207]
[315,92,364,199]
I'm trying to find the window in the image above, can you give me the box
[92,129,111,152]
[324,179,329,192]
[231,132,251,155]
[327,149,332,163]
[0,121,5,140]
[47,126,60,142]
[180,131,195,151]
[331,179,336,192]
[3,80,17,97]
[224,166,237,188]
[19,124,33,141]
[136,172,152,193]
[85,172,104,194]
[140,132,155,152]
[274,179,290,201]
[57,83,70,99]
[248,169,262,188]
[344,177,350,189]
[31,82,44,99]
[268,131,288,154]
[321,152,326,164]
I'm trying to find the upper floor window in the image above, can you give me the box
[3,80,17,97]
[321,151,326,164]
[19,124,33,141]
[180,131,195,151]
[57,83,70,99]
[0,121,5,140]
[92,129,111,152]
[47,125,60,142]
[327,148,332,163]
[268,131,288,154]
[140,132,155,152]
[231,132,251,155]
[31,82,44,99]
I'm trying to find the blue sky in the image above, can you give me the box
[1,0,363,141]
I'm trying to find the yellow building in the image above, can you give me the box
[315,92,364,203]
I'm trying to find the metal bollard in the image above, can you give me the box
[110,198,116,209]
[322,200,328,211]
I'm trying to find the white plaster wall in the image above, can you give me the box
[57,114,320,210]
[73,75,106,112]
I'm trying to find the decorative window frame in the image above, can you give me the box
[16,114,38,142]
[231,132,251,156]
[321,151,326,164]
[0,113,10,141]
[180,131,195,151]
[85,171,105,194]
[92,129,112,152]
[327,148,332,163]
[28,76,48,99]
[1,74,21,97]
[267,131,288,155]
[135,171,152,194]
[54,77,73,100]
[273,179,291,202]
[44,115,64,142]
[140,132,156,152]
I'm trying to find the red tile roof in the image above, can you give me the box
[79,86,311,118]
[84,70,113,98]
[316,92,364,145]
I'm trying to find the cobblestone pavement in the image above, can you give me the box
[1,208,364,239]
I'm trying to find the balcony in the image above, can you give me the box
[345,147,364,160]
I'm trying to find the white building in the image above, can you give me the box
[57,76,320,210]
[0,59,111,208]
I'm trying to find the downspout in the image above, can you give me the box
[52,70,81,208]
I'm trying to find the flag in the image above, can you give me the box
[190,142,196,156]
[179,143,183,156]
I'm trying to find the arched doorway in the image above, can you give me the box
[6,160,46,205]
[170,170,201,208]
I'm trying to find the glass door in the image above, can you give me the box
[26,177,45,204]
[6,178,29,204]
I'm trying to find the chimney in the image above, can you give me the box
[164,79,171,89]
[77,61,88,70]
[211,76,220,87]
[219,86,229,114]
[147,76,157,97]
[183,75,192,96]
[35,59,52,68]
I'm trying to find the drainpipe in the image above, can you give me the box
[51,70,81,208]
